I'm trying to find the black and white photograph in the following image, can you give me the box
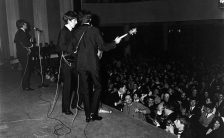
[0,0,224,138]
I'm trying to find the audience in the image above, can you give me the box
[100,55,224,138]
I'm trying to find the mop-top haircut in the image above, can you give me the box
[16,19,27,29]
[63,11,78,23]
[78,10,92,24]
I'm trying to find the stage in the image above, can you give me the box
[0,64,176,138]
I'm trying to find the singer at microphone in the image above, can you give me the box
[33,27,43,32]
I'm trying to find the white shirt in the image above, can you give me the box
[65,24,72,31]
[20,28,25,32]
[190,106,195,111]
[206,113,213,118]
[118,92,123,99]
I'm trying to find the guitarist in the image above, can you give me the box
[71,10,123,122]
[14,19,34,91]
[57,11,79,115]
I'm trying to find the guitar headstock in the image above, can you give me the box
[128,28,137,35]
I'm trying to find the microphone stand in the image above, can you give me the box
[34,29,48,88]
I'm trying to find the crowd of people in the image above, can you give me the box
[102,56,224,138]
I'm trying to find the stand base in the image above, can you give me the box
[38,83,49,88]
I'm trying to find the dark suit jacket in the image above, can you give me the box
[14,29,32,57]
[104,91,125,111]
[72,24,116,72]
[188,106,201,123]
[217,100,224,116]
[57,26,74,54]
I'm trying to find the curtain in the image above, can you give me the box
[59,0,74,27]
[5,0,20,58]
[33,0,49,45]
[0,0,10,63]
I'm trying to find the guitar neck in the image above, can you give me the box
[119,33,128,39]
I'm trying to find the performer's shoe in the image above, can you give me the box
[23,87,34,91]
[86,117,92,122]
[38,83,49,88]
[62,110,74,115]
[91,114,102,121]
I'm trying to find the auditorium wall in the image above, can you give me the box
[83,0,224,25]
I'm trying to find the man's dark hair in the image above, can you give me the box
[78,10,92,24]
[63,11,77,23]
[16,19,26,29]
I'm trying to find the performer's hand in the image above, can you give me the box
[25,48,31,55]
[114,36,122,44]
[134,108,139,112]
[27,48,31,55]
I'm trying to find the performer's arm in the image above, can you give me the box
[58,30,70,53]
[15,32,32,53]
[95,28,121,52]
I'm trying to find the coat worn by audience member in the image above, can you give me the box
[123,95,150,121]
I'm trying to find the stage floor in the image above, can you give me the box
[0,64,176,138]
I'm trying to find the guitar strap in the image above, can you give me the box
[62,26,91,67]
[73,30,86,54]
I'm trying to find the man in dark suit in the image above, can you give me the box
[187,98,201,128]
[14,19,34,91]
[216,93,224,117]
[57,11,79,115]
[105,83,127,111]
[71,11,122,122]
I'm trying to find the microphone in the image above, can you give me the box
[33,27,43,32]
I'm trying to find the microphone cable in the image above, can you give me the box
[41,53,84,136]
[71,73,80,126]
[38,44,44,85]
[84,121,90,138]
[44,55,72,136]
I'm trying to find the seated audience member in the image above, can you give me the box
[198,103,216,137]
[154,94,162,106]
[205,117,224,138]
[216,93,224,116]
[123,94,150,122]
[145,96,157,124]
[200,91,210,105]
[161,103,177,129]
[205,97,213,105]
[173,116,195,138]
[140,93,148,105]
[106,83,127,111]
[165,119,175,134]
[153,102,165,127]
[146,96,157,112]
[190,88,200,101]
[187,98,201,123]
[179,104,188,118]
[179,92,189,110]
[132,82,140,94]
[133,93,140,103]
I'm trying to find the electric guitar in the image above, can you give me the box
[97,28,137,59]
